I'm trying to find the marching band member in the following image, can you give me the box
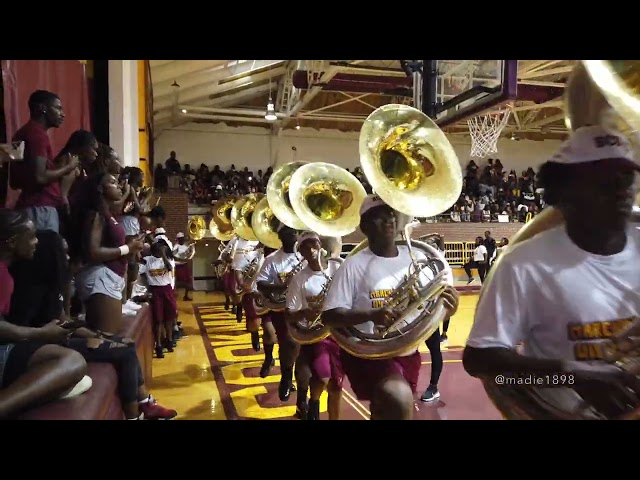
[255,224,304,400]
[239,248,265,353]
[230,236,260,323]
[172,232,195,301]
[217,236,237,311]
[286,232,344,420]
[463,125,640,419]
[139,238,176,358]
[321,195,460,420]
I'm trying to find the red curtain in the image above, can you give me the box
[1,60,91,207]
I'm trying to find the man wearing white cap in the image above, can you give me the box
[286,230,344,420]
[229,234,261,323]
[463,125,640,419]
[173,232,194,302]
[321,194,459,420]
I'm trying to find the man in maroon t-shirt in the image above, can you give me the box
[11,90,79,233]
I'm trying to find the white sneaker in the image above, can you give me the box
[61,375,93,399]
[122,305,138,316]
[125,300,142,311]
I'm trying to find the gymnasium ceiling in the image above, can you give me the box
[150,60,575,141]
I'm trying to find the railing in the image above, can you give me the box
[341,241,477,266]
[443,241,477,266]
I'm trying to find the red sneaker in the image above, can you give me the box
[139,397,177,420]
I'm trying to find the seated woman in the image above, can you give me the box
[0,208,88,419]
[72,172,145,334]
[5,209,177,420]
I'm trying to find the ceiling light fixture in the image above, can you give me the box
[264,68,278,121]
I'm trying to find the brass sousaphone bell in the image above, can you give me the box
[288,162,368,237]
[266,162,309,231]
[188,215,207,241]
[230,193,264,241]
[252,196,283,249]
[210,196,237,241]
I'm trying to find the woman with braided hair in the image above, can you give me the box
[0,208,88,419]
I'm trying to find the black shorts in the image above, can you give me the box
[0,342,46,388]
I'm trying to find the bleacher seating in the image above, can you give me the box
[16,305,153,420]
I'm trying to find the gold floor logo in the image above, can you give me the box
[196,304,328,420]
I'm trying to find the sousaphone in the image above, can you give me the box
[252,196,283,249]
[211,196,237,237]
[209,218,234,241]
[327,104,462,360]
[479,61,640,420]
[188,215,207,241]
[266,162,309,230]
[288,162,368,237]
[230,193,264,241]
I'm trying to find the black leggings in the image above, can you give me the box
[65,338,144,404]
[442,319,450,335]
[425,329,443,387]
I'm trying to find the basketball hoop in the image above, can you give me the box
[467,106,512,158]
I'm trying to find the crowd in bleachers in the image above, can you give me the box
[158,151,542,223]
[0,90,179,419]
[154,151,376,205]
[441,158,543,223]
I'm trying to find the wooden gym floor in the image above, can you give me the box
[149,290,502,420]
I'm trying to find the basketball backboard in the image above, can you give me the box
[433,60,518,127]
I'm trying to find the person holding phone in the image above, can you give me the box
[3,208,178,420]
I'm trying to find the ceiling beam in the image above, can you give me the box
[153,67,286,112]
[153,60,286,98]
[151,60,230,84]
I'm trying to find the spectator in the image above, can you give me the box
[0,208,88,419]
[11,90,79,233]
[463,236,488,284]
[165,151,181,174]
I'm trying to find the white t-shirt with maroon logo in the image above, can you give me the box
[322,245,453,356]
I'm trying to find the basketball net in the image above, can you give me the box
[467,106,512,158]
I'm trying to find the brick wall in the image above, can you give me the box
[153,189,189,240]
[343,221,525,244]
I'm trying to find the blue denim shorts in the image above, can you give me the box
[24,206,59,233]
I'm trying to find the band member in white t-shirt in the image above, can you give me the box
[286,231,344,420]
[230,236,260,323]
[321,195,460,420]
[463,125,640,419]
[255,224,305,400]
[139,239,177,359]
[463,237,487,284]
[172,232,195,301]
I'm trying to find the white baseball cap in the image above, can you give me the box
[176,232,185,238]
[297,231,320,246]
[550,125,639,169]
[359,194,387,216]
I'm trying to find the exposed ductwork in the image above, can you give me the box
[292,69,564,104]
[292,70,412,96]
